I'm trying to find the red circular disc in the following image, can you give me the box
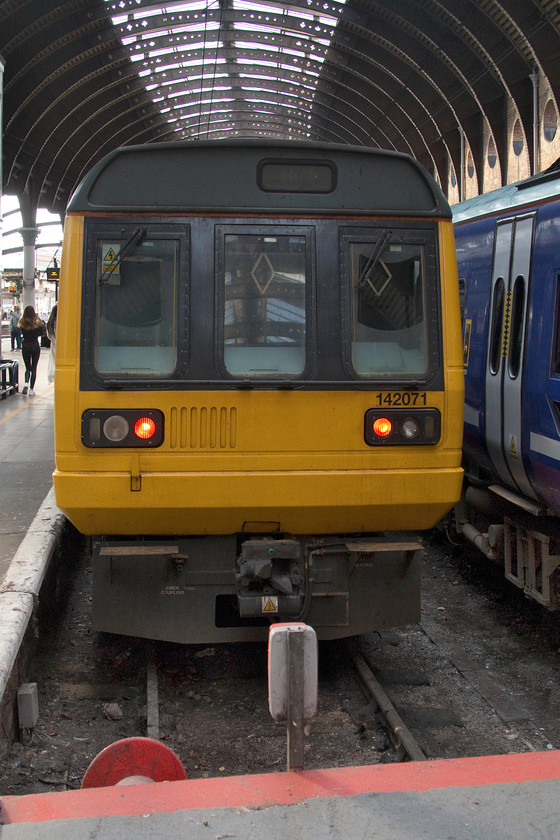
[81,737,187,789]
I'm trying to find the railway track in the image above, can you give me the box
[0,629,428,795]
[2,533,560,796]
[349,645,427,762]
[137,635,427,771]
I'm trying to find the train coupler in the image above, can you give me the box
[235,539,304,618]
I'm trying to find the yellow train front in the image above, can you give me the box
[54,140,463,643]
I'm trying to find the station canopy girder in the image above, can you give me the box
[2,0,560,215]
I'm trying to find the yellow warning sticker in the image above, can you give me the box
[262,596,278,613]
[102,244,121,280]
[509,435,518,458]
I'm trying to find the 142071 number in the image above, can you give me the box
[375,392,427,406]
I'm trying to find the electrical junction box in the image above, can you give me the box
[268,622,318,722]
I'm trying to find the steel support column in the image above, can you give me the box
[20,225,38,310]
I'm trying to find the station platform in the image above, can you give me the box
[0,341,56,582]
[0,338,63,718]
[0,336,559,839]
[1,750,559,838]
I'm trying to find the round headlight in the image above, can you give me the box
[103,415,130,442]
[401,417,419,440]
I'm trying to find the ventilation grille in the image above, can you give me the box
[169,406,237,450]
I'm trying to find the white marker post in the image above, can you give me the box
[268,623,318,771]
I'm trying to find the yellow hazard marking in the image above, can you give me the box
[0,385,52,425]
[262,596,278,613]
[509,435,518,458]
[501,290,512,358]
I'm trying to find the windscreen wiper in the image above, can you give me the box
[357,229,393,290]
[98,227,146,284]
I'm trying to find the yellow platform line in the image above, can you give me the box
[0,385,53,425]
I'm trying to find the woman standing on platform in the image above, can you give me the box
[18,305,44,396]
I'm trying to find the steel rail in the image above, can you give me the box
[351,648,427,763]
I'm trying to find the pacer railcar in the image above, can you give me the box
[54,140,463,643]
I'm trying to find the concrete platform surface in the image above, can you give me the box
[0,341,55,584]
[1,751,560,839]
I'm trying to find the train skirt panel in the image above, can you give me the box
[90,535,422,643]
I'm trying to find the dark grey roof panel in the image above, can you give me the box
[69,138,451,216]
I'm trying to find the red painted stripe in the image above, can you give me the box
[1,751,559,825]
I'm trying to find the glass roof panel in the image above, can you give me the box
[106,0,347,140]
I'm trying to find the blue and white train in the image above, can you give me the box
[452,168,560,608]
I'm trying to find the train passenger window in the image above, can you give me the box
[222,232,307,377]
[508,275,525,379]
[93,234,180,377]
[347,235,428,377]
[488,277,505,375]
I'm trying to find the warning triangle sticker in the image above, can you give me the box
[509,436,517,456]
[262,598,278,613]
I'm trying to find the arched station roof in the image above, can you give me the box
[2,0,560,217]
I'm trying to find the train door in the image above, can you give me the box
[485,213,537,499]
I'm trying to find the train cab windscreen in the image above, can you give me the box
[347,231,431,378]
[92,231,181,377]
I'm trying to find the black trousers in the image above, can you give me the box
[22,344,40,389]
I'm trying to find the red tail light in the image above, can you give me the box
[372,417,392,438]
[134,417,157,440]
